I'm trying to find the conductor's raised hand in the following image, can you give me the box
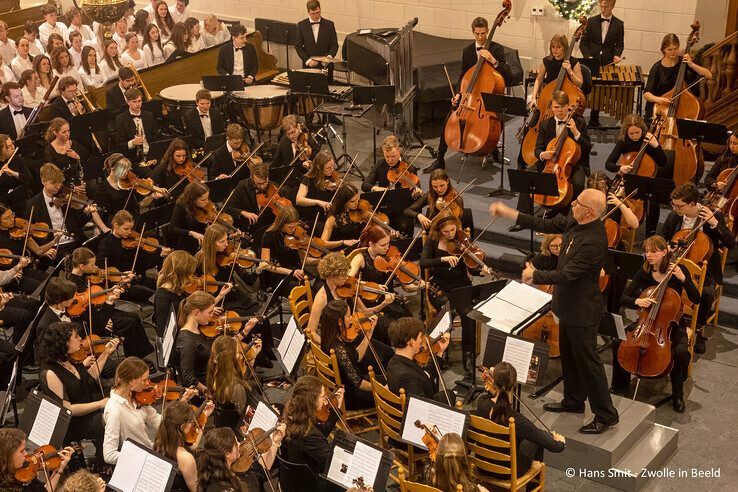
[521,261,536,285]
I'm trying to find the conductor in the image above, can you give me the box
[489,188,619,434]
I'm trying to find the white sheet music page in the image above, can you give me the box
[277,317,303,372]
[326,446,353,486]
[28,397,61,446]
[345,441,382,487]
[162,311,176,367]
[401,397,466,449]
[430,310,452,339]
[109,440,173,492]
[475,281,551,333]
[245,401,279,434]
[502,337,536,384]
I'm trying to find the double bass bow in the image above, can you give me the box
[443,1,510,157]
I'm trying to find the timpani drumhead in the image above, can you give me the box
[232,85,290,131]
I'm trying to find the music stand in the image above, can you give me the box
[313,101,371,179]
[147,135,195,162]
[204,133,226,153]
[480,93,528,198]
[353,85,395,168]
[606,250,644,313]
[676,118,730,145]
[19,390,72,449]
[70,109,111,152]
[289,69,330,129]
[205,175,238,203]
[623,174,674,215]
[507,169,559,253]
[202,75,246,120]
[136,201,175,232]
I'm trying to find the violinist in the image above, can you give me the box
[210,123,251,182]
[259,206,310,290]
[0,258,36,345]
[704,132,738,196]
[35,278,79,339]
[149,138,197,192]
[175,291,219,394]
[0,428,75,492]
[420,212,495,311]
[169,181,211,253]
[434,433,490,492]
[295,150,340,229]
[587,172,640,231]
[321,183,365,245]
[43,117,89,188]
[319,299,393,410]
[60,470,107,491]
[476,362,565,477]
[195,427,250,492]
[97,210,172,302]
[644,33,711,123]
[660,183,736,354]
[65,247,155,359]
[386,317,452,403]
[511,90,591,230]
[425,16,512,173]
[206,335,260,431]
[183,89,225,150]
[153,401,202,492]
[0,134,31,191]
[114,87,158,157]
[93,153,167,222]
[404,169,469,230]
[37,321,120,466]
[605,114,667,235]
[270,115,319,188]
[363,135,423,210]
[281,375,344,479]
[102,356,201,464]
[610,235,700,412]
[225,161,278,239]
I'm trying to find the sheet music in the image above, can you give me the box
[2,361,17,421]
[430,310,452,338]
[245,401,279,434]
[109,440,173,492]
[401,397,466,449]
[475,281,551,333]
[326,446,353,485]
[345,441,382,487]
[161,311,176,367]
[612,313,626,340]
[276,317,304,373]
[502,337,535,384]
[28,398,61,446]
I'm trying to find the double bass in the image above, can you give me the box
[443,0,510,156]
[520,17,587,166]
[654,22,703,186]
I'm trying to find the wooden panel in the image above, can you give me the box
[728,0,738,37]
[0,4,44,28]
[0,0,21,15]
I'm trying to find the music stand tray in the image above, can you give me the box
[288,69,330,95]
[507,169,560,252]
[481,93,528,118]
[352,85,395,106]
[676,118,730,145]
[623,174,675,205]
[201,75,245,92]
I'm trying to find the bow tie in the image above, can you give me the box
[131,114,141,119]
[48,201,57,208]
[234,46,243,52]
[476,46,483,51]
[601,17,611,23]
[12,110,23,115]
[200,114,209,118]
[311,20,321,25]
[557,120,566,126]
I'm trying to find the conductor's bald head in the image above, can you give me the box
[572,189,606,224]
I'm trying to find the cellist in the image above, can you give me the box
[510,91,591,232]
[610,235,700,412]
[704,132,738,194]
[659,183,736,354]
[528,34,584,112]
[424,16,512,173]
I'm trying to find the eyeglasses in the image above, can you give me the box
[670,200,687,209]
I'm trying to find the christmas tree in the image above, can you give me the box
[548,0,597,20]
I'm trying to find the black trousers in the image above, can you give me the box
[0,295,38,344]
[697,278,716,327]
[611,323,690,398]
[89,308,154,359]
[559,320,618,423]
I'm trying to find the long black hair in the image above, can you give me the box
[488,362,517,426]
[319,299,348,354]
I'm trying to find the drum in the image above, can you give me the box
[158,83,224,112]
[232,85,290,132]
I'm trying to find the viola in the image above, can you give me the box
[174,157,206,182]
[9,217,64,241]
[67,283,126,317]
[232,425,279,473]
[446,230,488,271]
[231,143,263,166]
[132,378,192,406]
[69,335,122,362]
[386,161,422,193]
[256,182,292,215]
[413,331,449,366]
[296,132,313,165]
[341,313,376,342]
[0,248,25,266]
[118,170,166,197]
[183,274,229,295]
[443,1,510,157]
[374,245,439,294]
[477,364,495,393]
[183,400,211,446]
[435,189,464,219]
[520,16,587,166]
[284,225,331,258]
[413,420,440,460]
[315,387,341,422]
[348,199,402,237]
[51,188,98,211]
[335,277,394,303]
[121,231,165,253]
[14,444,84,484]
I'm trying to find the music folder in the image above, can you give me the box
[108,439,177,492]
[471,280,552,335]
[155,307,177,370]
[323,429,394,491]
[399,395,469,450]
[273,316,307,380]
[482,329,550,387]
[18,390,72,449]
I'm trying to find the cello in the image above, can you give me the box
[532,103,579,207]
[654,22,704,186]
[443,0,510,156]
[520,17,587,166]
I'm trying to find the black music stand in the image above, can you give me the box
[70,109,111,152]
[606,250,644,314]
[255,19,298,69]
[481,93,528,198]
[289,69,330,129]
[202,75,245,121]
[204,133,226,153]
[676,118,730,145]
[624,174,674,207]
[354,85,395,168]
[205,175,239,203]
[507,169,559,253]
[136,201,175,232]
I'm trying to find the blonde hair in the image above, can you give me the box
[196,224,228,276]
[317,252,350,279]
[40,162,64,182]
[177,291,215,326]
[281,114,299,131]
[548,33,569,57]
[540,234,562,257]
[157,250,198,292]
[380,135,400,152]
[207,335,251,404]
[434,433,477,492]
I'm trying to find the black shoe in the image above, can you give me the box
[694,334,707,354]
[422,158,445,174]
[508,224,524,232]
[579,416,618,434]
[672,396,685,413]
[542,402,584,414]
[22,363,39,374]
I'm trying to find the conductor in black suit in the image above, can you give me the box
[295,1,338,75]
[579,0,624,127]
[183,89,225,149]
[425,16,512,173]
[0,82,33,140]
[490,189,619,435]
[216,24,259,86]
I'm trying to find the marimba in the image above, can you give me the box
[588,64,644,121]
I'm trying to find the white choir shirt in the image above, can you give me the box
[111,32,127,53]
[9,104,26,137]
[65,24,96,44]
[11,55,33,80]
[200,21,230,47]
[100,61,119,83]
[187,35,205,53]
[53,66,81,85]
[143,43,165,66]
[28,39,44,57]
[0,65,14,84]
[232,44,244,76]
[78,66,106,89]
[48,305,71,323]
[120,49,148,70]
[198,109,212,139]
[69,46,83,68]
[601,15,612,43]
[43,189,74,246]
[169,4,191,25]
[0,38,17,67]
[22,85,45,107]
[39,21,68,46]
[103,391,162,465]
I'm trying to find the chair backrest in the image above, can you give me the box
[466,414,519,487]
[288,278,313,331]
[308,337,344,412]
[398,465,445,492]
[678,258,707,311]
[276,453,320,492]
[369,366,406,448]
[346,246,367,264]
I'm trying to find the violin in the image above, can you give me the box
[521,285,561,357]
[477,364,495,393]
[348,199,402,237]
[201,311,259,338]
[413,330,449,366]
[315,387,342,422]
[66,283,126,317]
[445,229,489,272]
[323,170,341,192]
[386,160,422,193]
[174,157,206,182]
[520,15,587,165]
[443,1,510,157]
[435,189,464,219]
[296,131,313,166]
[14,444,84,485]
[121,231,165,253]
[217,245,270,269]
[0,248,27,266]
[51,187,98,211]
[87,266,135,285]
[284,225,331,258]
[373,245,438,294]
[132,378,192,406]
[118,170,166,197]
[256,182,292,215]
[704,165,738,215]
[231,142,263,166]
[194,200,246,240]
[183,400,211,446]
[9,217,65,241]
[182,274,229,295]
[413,420,440,460]
[340,313,376,342]
[69,335,122,362]
[232,425,279,474]
[335,277,395,303]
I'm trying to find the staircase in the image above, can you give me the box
[700,31,738,133]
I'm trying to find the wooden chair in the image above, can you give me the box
[307,336,377,436]
[466,414,545,491]
[288,278,313,332]
[369,367,428,480]
[398,465,453,492]
[346,246,367,264]
[706,247,728,327]
[678,258,707,374]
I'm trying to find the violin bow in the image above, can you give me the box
[167,151,213,196]
[287,145,310,169]
[239,338,273,406]
[453,216,498,266]
[326,386,351,431]
[424,332,452,406]
[129,223,146,277]
[212,189,238,234]
[20,206,33,260]
[246,430,277,492]
[353,274,388,380]
[392,145,426,192]
[104,258,109,291]
[510,388,555,434]
[221,241,241,310]
[601,189,639,221]
[229,141,264,179]
[328,153,360,206]
[298,215,321,273]
[85,282,106,399]
[256,169,295,220]
[434,178,477,218]
[383,227,424,289]
[51,190,74,252]
[362,154,419,234]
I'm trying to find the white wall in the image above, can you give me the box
[156,0,729,74]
